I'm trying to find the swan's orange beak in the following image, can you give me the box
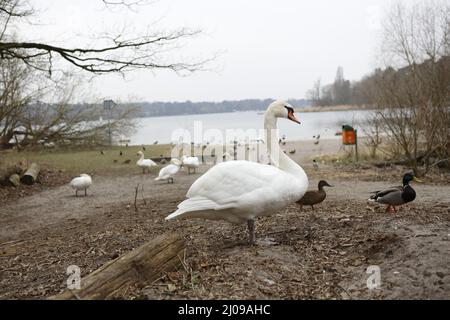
[288,110,301,124]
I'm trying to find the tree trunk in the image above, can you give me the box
[49,232,185,300]
[21,163,40,185]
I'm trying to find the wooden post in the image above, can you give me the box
[49,232,185,300]
[21,163,40,185]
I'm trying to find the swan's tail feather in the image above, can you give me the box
[154,177,162,181]
[165,197,219,220]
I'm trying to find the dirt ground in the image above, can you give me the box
[0,162,449,300]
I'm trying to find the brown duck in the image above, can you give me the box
[297,180,333,210]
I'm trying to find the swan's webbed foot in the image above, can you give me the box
[247,219,256,245]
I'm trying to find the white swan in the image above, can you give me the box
[137,151,157,174]
[155,158,182,184]
[166,100,308,244]
[70,174,92,197]
[181,155,200,174]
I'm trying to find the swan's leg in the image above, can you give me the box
[311,205,315,211]
[75,190,78,197]
[247,219,256,245]
[85,189,87,197]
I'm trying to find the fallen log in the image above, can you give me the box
[0,165,22,186]
[8,174,20,187]
[20,163,40,185]
[49,232,185,300]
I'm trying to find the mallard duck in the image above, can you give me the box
[369,172,421,213]
[296,180,333,210]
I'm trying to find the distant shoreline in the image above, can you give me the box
[297,105,374,113]
[133,105,373,119]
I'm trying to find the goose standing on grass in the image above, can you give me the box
[155,158,182,183]
[166,100,308,245]
[369,172,421,213]
[136,151,157,174]
[70,174,92,197]
[181,155,200,174]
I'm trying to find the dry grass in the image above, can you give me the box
[0,145,171,176]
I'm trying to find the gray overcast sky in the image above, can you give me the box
[23,0,394,102]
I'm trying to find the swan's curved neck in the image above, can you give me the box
[264,113,307,180]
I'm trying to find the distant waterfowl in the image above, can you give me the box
[154,141,158,145]
[100,150,104,155]
[123,159,131,164]
[289,149,296,155]
[166,100,309,245]
[369,172,420,213]
[142,145,146,151]
[70,174,92,197]
[155,158,182,183]
[136,151,157,174]
[312,159,319,170]
[181,155,200,174]
[119,151,123,156]
[223,152,233,162]
[297,180,333,210]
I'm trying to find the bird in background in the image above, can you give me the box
[312,159,319,170]
[155,158,182,184]
[136,151,158,174]
[70,174,92,197]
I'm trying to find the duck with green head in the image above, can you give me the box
[369,172,421,213]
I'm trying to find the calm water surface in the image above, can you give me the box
[127,109,372,145]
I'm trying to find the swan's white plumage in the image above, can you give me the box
[136,151,157,171]
[181,156,200,168]
[166,160,305,223]
[166,100,309,230]
[70,174,92,193]
[155,159,181,181]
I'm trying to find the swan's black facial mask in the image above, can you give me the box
[285,106,300,124]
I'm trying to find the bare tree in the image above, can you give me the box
[368,0,450,174]
[306,79,321,106]
[0,0,208,75]
[0,58,138,149]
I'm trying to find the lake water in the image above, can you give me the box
[126,109,373,145]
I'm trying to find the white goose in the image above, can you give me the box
[181,155,200,174]
[166,100,308,244]
[70,174,92,197]
[155,158,182,184]
[136,151,157,174]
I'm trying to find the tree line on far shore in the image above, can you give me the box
[307,0,449,175]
